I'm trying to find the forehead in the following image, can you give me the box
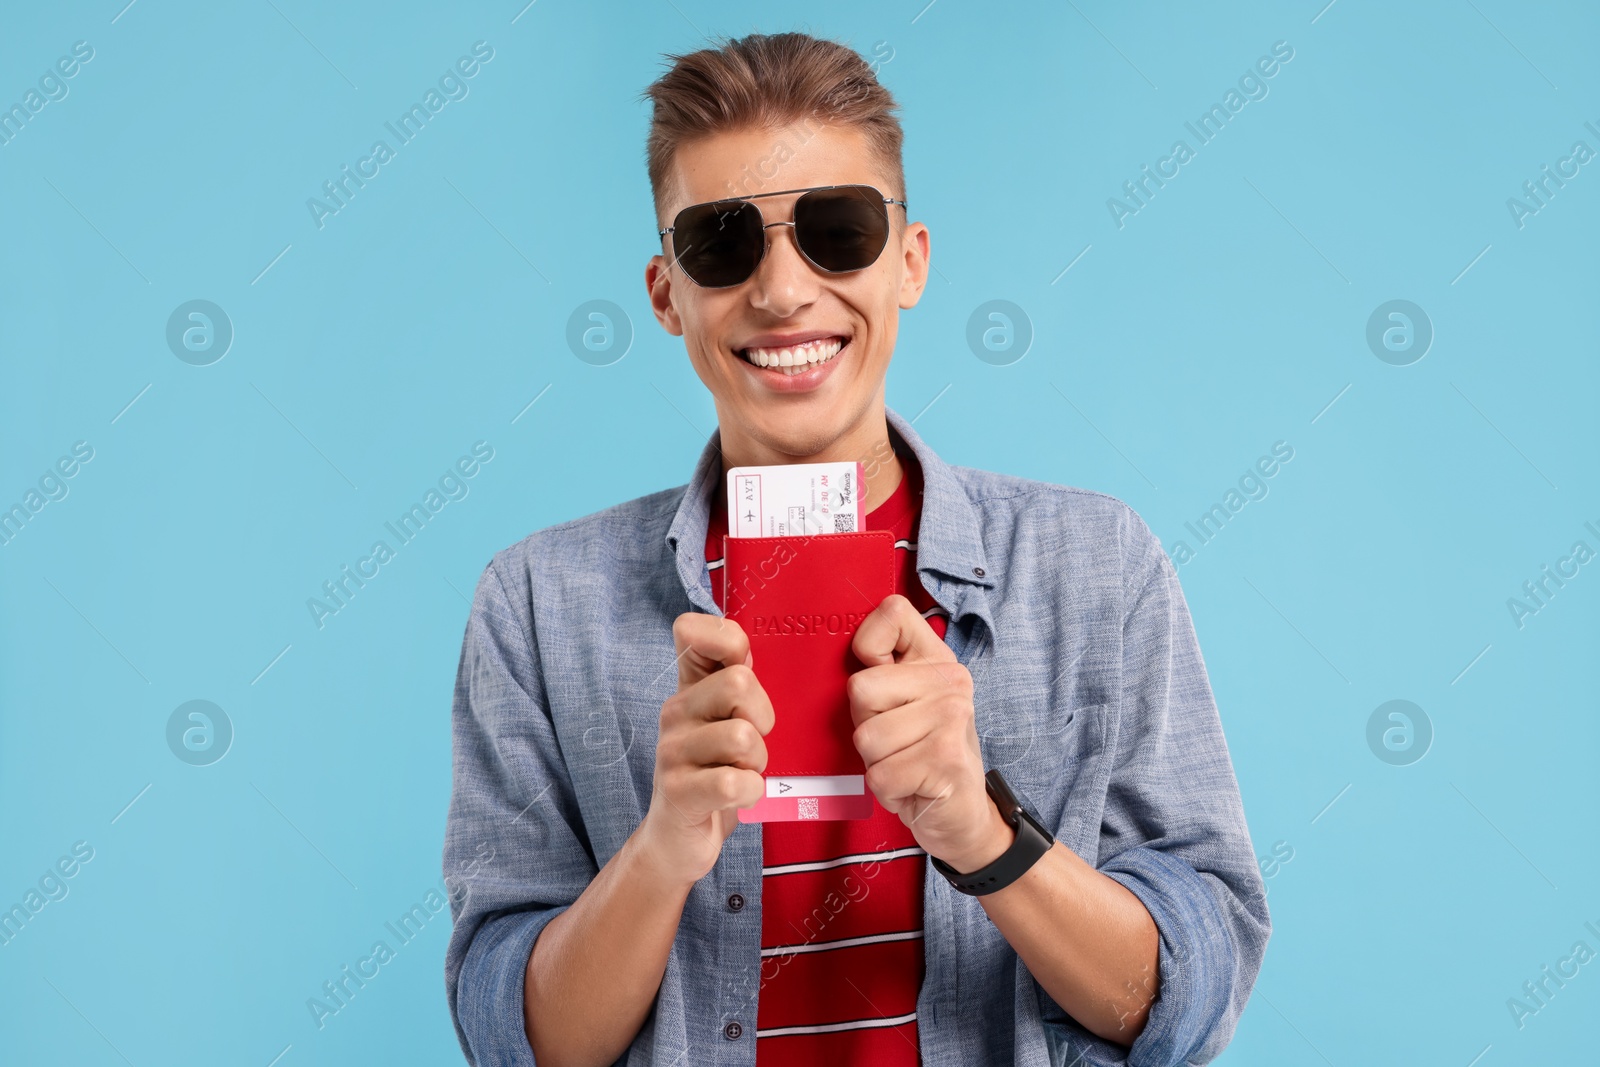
[663,121,889,217]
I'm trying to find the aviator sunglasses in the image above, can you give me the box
[657,184,908,288]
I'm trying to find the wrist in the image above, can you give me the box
[628,820,700,893]
[938,800,1015,875]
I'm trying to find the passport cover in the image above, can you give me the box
[722,529,896,822]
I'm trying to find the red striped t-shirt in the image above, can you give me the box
[706,447,949,1066]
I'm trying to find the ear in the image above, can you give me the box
[897,220,931,310]
[645,254,685,336]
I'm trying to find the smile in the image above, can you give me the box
[737,336,847,376]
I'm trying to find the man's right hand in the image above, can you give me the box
[637,612,774,887]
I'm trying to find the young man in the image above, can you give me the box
[443,31,1269,1067]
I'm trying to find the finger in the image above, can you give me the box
[673,612,752,689]
[672,664,776,736]
[678,717,769,774]
[847,661,972,726]
[675,764,766,816]
[851,702,937,768]
[862,736,949,810]
[852,594,955,669]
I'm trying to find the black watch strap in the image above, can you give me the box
[930,769,1054,896]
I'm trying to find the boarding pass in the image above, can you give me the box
[726,460,864,539]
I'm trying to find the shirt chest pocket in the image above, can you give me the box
[974,691,1115,861]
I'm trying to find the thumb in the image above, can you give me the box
[853,593,953,667]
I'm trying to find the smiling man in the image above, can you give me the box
[443,31,1269,1067]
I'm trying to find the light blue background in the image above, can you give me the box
[2,1,1596,1063]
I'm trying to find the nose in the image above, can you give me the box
[748,219,819,317]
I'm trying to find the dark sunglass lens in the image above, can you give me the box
[794,186,890,272]
[673,200,762,287]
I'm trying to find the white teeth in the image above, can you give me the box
[739,336,845,372]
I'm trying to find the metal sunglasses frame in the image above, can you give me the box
[656,184,909,288]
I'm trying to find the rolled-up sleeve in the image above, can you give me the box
[443,556,600,1066]
[1093,528,1271,1067]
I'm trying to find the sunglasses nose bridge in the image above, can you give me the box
[745,217,825,306]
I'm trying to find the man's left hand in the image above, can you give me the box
[847,594,1012,872]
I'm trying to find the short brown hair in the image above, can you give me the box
[640,31,905,222]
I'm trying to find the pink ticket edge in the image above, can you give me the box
[737,792,874,823]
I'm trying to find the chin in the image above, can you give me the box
[745,395,873,458]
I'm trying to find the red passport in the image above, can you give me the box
[722,530,896,822]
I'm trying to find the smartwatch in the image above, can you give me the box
[930,769,1054,896]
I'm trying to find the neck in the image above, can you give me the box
[860,441,904,514]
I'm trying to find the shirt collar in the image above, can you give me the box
[665,405,996,628]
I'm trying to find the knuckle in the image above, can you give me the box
[722,663,756,696]
[718,766,746,805]
[730,719,760,757]
[742,717,766,751]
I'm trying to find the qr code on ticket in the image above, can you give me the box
[797,797,820,820]
[833,513,856,533]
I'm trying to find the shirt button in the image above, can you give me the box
[973,566,986,577]
[726,892,745,911]
[724,1021,743,1040]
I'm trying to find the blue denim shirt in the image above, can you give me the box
[442,406,1270,1067]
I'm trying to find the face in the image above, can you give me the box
[645,122,930,468]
